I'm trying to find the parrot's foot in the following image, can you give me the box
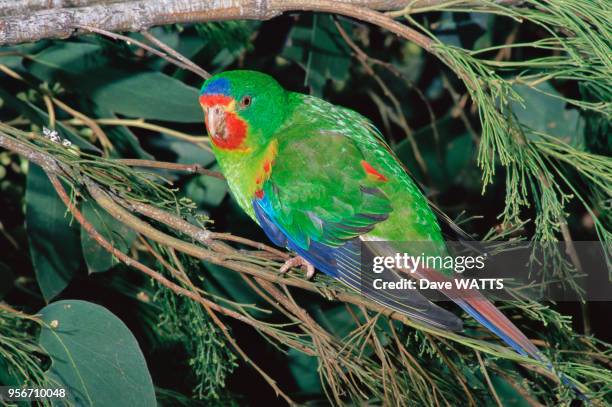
[279,256,316,280]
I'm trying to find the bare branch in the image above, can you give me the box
[0,0,281,45]
[141,30,211,79]
[0,131,61,174]
[0,0,129,17]
[0,1,443,20]
[116,158,225,179]
[74,24,210,79]
[0,0,434,48]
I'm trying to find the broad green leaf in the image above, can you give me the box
[445,133,475,179]
[38,300,156,407]
[511,83,585,147]
[202,263,266,318]
[0,88,100,153]
[26,42,107,82]
[580,83,611,155]
[90,105,154,160]
[433,12,487,49]
[313,304,359,339]
[0,357,20,386]
[287,349,321,394]
[80,200,136,274]
[90,71,202,123]
[491,374,531,407]
[395,115,473,190]
[197,21,258,71]
[26,164,84,301]
[184,165,228,207]
[137,28,181,72]
[25,101,101,152]
[283,15,351,95]
[0,42,48,73]
[0,55,23,72]
[147,136,214,167]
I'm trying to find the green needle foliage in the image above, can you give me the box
[153,251,238,401]
[0,307,53,405]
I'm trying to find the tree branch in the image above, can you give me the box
[0,1,443,20]
[0,0,437,46]
[0,0,129,17]
[116,158,225,179]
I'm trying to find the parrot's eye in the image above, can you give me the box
[239,95,252,108]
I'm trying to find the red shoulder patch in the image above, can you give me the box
[361,160,388,182]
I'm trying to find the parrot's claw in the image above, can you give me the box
[279,256,316,280]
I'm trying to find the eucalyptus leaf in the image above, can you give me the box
[287,349,321,394]
[202,263,265,318]
[90,71,202,123]
[184,166,228,207]
[395,116,472,189]
[91,104,153,159]
[511,83,585,147]
[0,88,99,153]
[26,164,84,302]
[433,12,486,49]
[80,200,136,274]
[197,21,257,71]
[491,374,531,407]
[445,133,475,180]
[283,15,351,95]
[26,42,107,82]
[0,357,20,386]
[147,136,214,166]
[38,300,156,407]
[0,42,52,73]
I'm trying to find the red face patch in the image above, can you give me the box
[211,111,247,150]
[200,94,249,151]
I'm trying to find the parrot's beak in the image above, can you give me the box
[205,105,227,140]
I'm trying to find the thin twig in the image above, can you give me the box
[116,159,224,179]
[75,24,207,78]
[141,30,210,79]
[51,97,114,152]
[67,118,209,145]
[42,95,55,129]
[476,350,504,407]
[169,247,296,405]
[114,196,288,261]
[334,19,430,179]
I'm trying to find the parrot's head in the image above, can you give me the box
[199,70,289,152]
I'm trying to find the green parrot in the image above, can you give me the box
[198,70,543,361]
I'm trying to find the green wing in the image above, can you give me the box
[263,117,392,250]
[254,94,462,331]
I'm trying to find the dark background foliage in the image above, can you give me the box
[0,9,610,406]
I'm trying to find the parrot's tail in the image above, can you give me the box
[455,296,540,357]
[416,267,586,400]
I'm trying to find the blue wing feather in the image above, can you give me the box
[252,196,464,331]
